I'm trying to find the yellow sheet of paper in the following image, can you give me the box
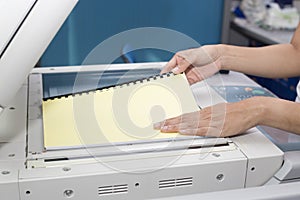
[42,73,199,149]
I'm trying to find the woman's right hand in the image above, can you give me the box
[161,45,223,84]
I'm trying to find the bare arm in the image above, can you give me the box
[157,24,300,137]
[162,24,300,81]
[219,24,300,78]
[260,97,300,133]
[154,96,300,137]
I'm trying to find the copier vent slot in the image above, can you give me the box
[159,177,193,189]
[98,184,128,196]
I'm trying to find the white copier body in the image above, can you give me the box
[0,0,299,199]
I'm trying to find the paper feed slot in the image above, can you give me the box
[38,138,231,166]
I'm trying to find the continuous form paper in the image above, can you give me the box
[42,73,200,149]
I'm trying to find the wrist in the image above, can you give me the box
[244,97,269,126]
[215,44,227,70]
[202,44,224,71]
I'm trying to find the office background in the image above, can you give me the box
[39,0,300,101]
[40,0,224,66]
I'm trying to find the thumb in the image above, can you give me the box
[172,55,191,74]
[161,56,177,74]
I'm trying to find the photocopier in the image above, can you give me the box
[1,0,300,199]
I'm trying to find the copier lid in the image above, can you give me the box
[0,0,77,108]
[0,0,36,57]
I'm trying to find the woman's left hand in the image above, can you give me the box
[154,97,265,137]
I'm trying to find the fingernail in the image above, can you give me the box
[160,126,172,133]
[153,122,161,130]
[172,67,179,73]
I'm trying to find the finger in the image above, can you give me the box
[153,111,201,130]
[158,115,182,126]
[185,68,203,84]
[153,116,182,130]
[185,63,217,84]
[153,116,189,131]
[179,128,209,136]
[165,112,202,124]
[153,120,179,131]
[160,122,199,133]
[186,77,198,85]
[161,56,177,74]
[160,124,180,133]
[179,127,221,137]
[160,119,209,133]
[172,55,191,74]
[153,122,163,130]
[180,126,226,138]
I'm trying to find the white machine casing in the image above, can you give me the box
[3,62,282,200]
[1,0,297,199]
[0,0,77,108]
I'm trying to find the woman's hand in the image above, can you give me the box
[154,97,266,137]
[161,45,223,84]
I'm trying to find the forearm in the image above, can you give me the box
[218,44,300,78]
[249,97,300,134]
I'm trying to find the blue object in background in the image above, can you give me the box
[247,40,299,101]
[233,5,246,19]
[248,75,299,101]
[274,0,294,9]
[40,0,224,67]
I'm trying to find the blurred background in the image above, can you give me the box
[39,0,300,101]
[39,0,224,66]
